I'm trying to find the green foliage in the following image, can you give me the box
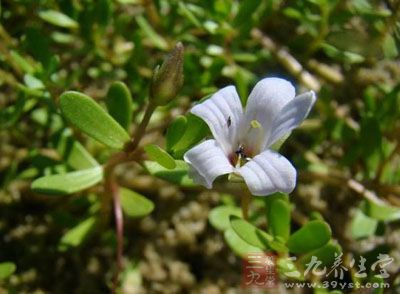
[143,160,195,187]
[144,144,176,170]
[0,262,16,280]
[299,243,342,268]
[230,216,273,250]
[169,114,210,158]
[166,116,187,152]
[120,187,154,218]
[287,220,331,254]
[208,205,242,232]
[58,217,97,251]
[60,91,131,149]
[1,0,400,291]
[363,200,400,222]
[351,209,378,239]
[268,198,291,241]
[223,228,263,258]
[105,81,133,131]
[38,10,79,29]
[31,166,103,195]
[55,129,100,170]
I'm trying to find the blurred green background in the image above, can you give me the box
[0,0,399,293]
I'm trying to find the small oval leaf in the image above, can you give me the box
[224,228,263,258]
[105,81,133,130]
[39,10,78,29]
[120,188,154,218]
[364,200,400,222]
[268,199,291,241]
[171,114,210,158]
[144,145,176,169]
[0,262,16,280]
[55,129,99,170]
[136,15,168,50]
[230,216,273,250]
[166,115,187,152]
[58,217,97,251]
[143,160,195,187]
[31,166,103,195]
[299,243,342,268]
[351,209,378,239]
[287,220,331,254]
[60,91,130,149]
[208,205,242,232]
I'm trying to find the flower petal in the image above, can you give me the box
[265,91,316,148]
[240,78,295,152]
[237,149,296,196]
[191,86,243,154]
[184,140,234,188]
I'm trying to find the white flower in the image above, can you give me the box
[183,77,316,196]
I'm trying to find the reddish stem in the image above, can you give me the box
[105,172,124,294]
[112,181,124,294]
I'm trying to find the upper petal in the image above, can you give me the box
[240,78,295,153]
[237,149,296,196]
[265,91,316,148]
[184,139,234,189]
[191,86,243,154]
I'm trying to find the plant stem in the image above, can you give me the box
[112,180,123,294]
[103,99,158,292]
[103,153,126,293]
[125,101,157,152]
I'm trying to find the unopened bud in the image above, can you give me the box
[150,42,184,105]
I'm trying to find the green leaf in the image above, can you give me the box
[60,91,130,149]
[0,93,25,129]
[39,10,78,29]
[369,276,385,294]
[178,2,202,28]
[233,0,262,26]
[24,74,45,89]
[51,32,75,44]
[31,166,103,195]
[382,35,398,58]
[144,145,176,170]
[208,205,242,232]
[0,262,16,280]
[268,199,291,241]
[351,209,378,239]
[105,81,133,130]
[166,115,187,152]
[56,129,99,170]
[230,216,273,250]
[287,220,331,254]
[120,187,154,218]
[58,217,97,251]
[224,228,263,258]
[9,50,35,74]
[299,243,342,268]
[171,114,210,158]
[363,200,400,222]
[136,15,168,50]
[143,160,195,187]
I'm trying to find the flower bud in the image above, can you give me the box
[150,42,184,105]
